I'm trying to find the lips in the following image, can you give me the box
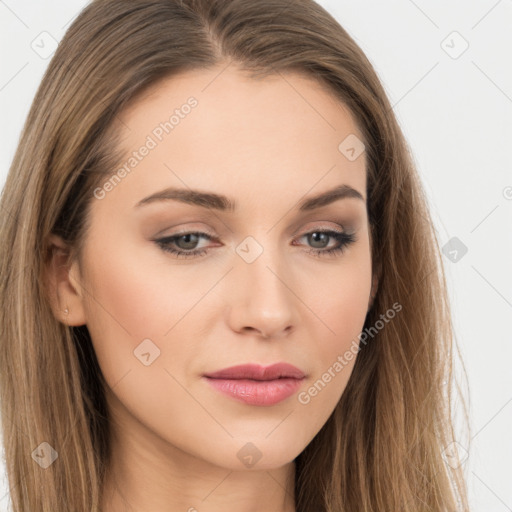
[203,363,306,406]
[204,363,305,380]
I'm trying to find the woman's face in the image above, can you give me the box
[61,66,374,473]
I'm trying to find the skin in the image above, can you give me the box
[45,64,378,512]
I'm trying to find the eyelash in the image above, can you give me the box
[154,228,356,259]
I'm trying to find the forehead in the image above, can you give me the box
[98,65,367,215]
[118,66,363,143]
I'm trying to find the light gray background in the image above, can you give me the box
[1,1,511,510]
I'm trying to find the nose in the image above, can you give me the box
[225,244,299,340]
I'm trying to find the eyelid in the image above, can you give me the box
[154,218,352,240]
[293,219,349,236]
[154,224,217,239]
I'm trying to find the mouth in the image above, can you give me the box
[203,363,306,406]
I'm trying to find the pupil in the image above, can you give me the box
[177,233,199,249]
[309,232,328,248]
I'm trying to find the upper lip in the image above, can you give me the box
[204,363,305,380]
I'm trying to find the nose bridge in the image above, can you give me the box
[227,233,297,337]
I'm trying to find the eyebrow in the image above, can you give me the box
[134,184,365,211]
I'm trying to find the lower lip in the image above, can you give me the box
[204,377,304,406]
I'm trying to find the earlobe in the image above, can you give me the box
[44,233,87,326]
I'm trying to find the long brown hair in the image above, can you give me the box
[0,0,470,510]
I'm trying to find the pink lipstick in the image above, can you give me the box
[203,363,305,406]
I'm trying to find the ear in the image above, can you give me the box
[367,273,379,312]
[43,233,87,326]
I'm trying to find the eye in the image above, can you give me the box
[294,229,357,258]
[154,228,357,259]
[154,231,216,259]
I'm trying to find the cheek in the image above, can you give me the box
[307,251,372,343]
[82,231,207,337]
[79,236,201,386]
[299,252,371,400]
[321,268,370,341]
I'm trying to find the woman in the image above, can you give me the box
[0,0,470,510]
